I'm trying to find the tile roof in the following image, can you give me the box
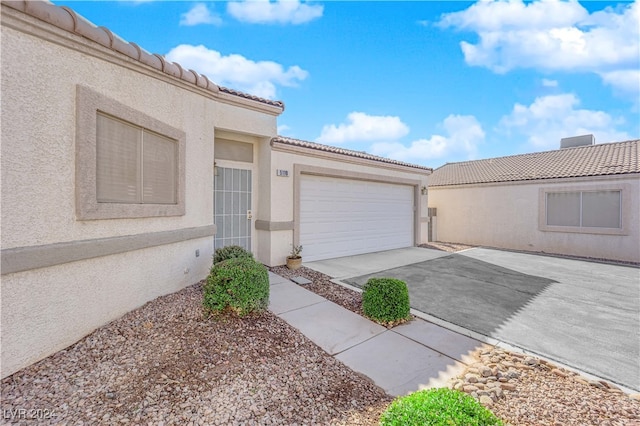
[429,139,640,187]
[271,136,433,172]
[3,0,284,111]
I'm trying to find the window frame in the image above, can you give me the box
[538,184,629,236]
[76,85,186,220]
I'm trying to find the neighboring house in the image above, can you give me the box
[0,1,430,378]
[428,138,640,263]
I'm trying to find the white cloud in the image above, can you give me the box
[370,115,485,162]
[439,0,639,97]
[599,70,640,98]
[499,93,631,149]
[316,112,409,144]
[227,0,323,25]
[542,78,558,88]
[180,3,222,26]
[165,44,308,99]
[277,124,292,135]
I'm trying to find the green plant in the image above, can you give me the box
[288,244,303,259]
[203,257,269,317]
[361,277,410,324]
[380,388,503,426]
[213,245,253,265]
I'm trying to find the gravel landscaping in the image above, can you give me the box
[1,282,391,425]
[3,241,638,425]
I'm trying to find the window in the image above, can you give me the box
[96,113,177,204]
[545,190,622,229]
[76,86,185,220]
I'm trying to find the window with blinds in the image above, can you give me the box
[96,113,177,205]
[546,190,621,229]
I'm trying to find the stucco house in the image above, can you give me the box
[0,1,431,378]
[428,138,640,263]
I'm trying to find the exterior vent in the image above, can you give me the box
[560,134,595,149]
[428,207,437,217]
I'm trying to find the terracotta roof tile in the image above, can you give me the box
[429,140,640,187]
[271,136,433,172]
[3,0,284,111]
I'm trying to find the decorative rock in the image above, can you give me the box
[465,374,478,383]
[552,369,568,378]
[540,359,555,367]
[629,394,640,401]
[463,385,479,393]
[500,383,516,391]
[506,370,520,379]
[524,356,539,366]
[479,395,493,406]
[480,366,492,377]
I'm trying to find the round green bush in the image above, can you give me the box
[380,388,503,426]
[361,277,410,324]
[213,245,253,265]
[203,257,269,317]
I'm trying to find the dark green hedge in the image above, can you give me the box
[362,277,410,324]
[203,257,269,317]
[212,245,253,265]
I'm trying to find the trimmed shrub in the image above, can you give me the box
[380,388,503,426]
[361,277,410,324]
[213,245,253,265]
[203,257,269,317]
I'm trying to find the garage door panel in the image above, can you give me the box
[300,175,414,262]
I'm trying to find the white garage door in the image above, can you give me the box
[300,175,414,262]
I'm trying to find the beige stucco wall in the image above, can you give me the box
[428,175,640,263]
[259,147,430,266]
[1,238,213,378]
[0,7,278,377]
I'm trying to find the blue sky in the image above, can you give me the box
[54,0,639,168]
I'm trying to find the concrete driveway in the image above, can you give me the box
[306,247,640,392]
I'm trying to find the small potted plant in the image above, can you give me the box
[286,245,303,270]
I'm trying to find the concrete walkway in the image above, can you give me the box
[268,271,485,397]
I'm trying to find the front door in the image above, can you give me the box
[214,166,252,251]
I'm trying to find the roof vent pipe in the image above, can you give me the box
[560,134,595,149]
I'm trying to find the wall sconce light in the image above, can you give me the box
[421,186,427,195]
